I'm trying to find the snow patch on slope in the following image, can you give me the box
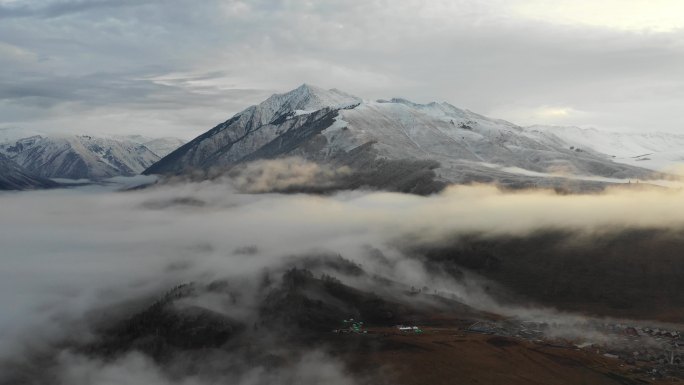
[524,126,684,174]
[116,135,186,157]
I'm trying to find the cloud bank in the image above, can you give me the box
[2,176,684,383]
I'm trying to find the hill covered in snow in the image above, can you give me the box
[524,125,684,175]
[116,135,186,158]
[0,135,160,180]
[0,153,58,190]
[144,84,665,192]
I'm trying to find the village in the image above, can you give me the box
[467,319,684,379]
[332,316,683,380]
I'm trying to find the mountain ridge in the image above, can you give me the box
[524,125,684,174]
[114,135,186,158]
[0,135,161,180]
[144,84,664,192]
[0,153,59,190]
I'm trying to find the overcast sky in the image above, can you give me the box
[0,0,683,140]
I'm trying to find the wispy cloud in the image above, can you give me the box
[0,0,683,138]
[0,0,155,19]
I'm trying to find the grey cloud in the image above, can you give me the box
[0,0,682,138]
[0,69,271,138]
[0,0,155,19]
[0,72,195,107]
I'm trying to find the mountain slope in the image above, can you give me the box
[144,85,662,190]
[144,84,360,175]
[141,137,186,158]
[0,153,58,190]
[524,125,684,174]
[117,135,186,158]
[0,135,160,180]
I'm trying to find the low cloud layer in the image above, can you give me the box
[2,177,684,383]
[227,157,351,193]
[55,350,357,385]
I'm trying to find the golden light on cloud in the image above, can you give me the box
[488,105,582,127]
[513,0,684,32]
[0,42,37,63]
[536,106,572,118]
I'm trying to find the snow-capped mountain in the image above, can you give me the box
[145,84,361,175]
[524,126,684,175]
[0,153,58,190]
[144,84,664,190]
[141,137,186,158]
[117,135,186,158]
[0,135,160,180]
[0,127,42,143]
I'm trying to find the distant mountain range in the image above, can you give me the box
[115,135,187,158]
[144,84,678,193]
[0,153,58,190]
[523,125,684,173]
[0,135,160,180]
[0,134,185,189]
[2,85,682,192]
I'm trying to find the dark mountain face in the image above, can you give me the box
[145,106,344,176]
[0,153,58,190]
[144,85,661,193]
[409,228,684,322]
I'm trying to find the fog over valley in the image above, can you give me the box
[2,169,684,384]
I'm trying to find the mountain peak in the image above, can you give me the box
[279,83,361,111]
[294,83,318,93]
[236,84,361,128]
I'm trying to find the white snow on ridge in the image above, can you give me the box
[332,99,566,168]
[0,135,160,180]
[0,152,56,190]
[144,84,681,186]
[524,125,684,174]
[116,135,186,157]
[244,84,361,127]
